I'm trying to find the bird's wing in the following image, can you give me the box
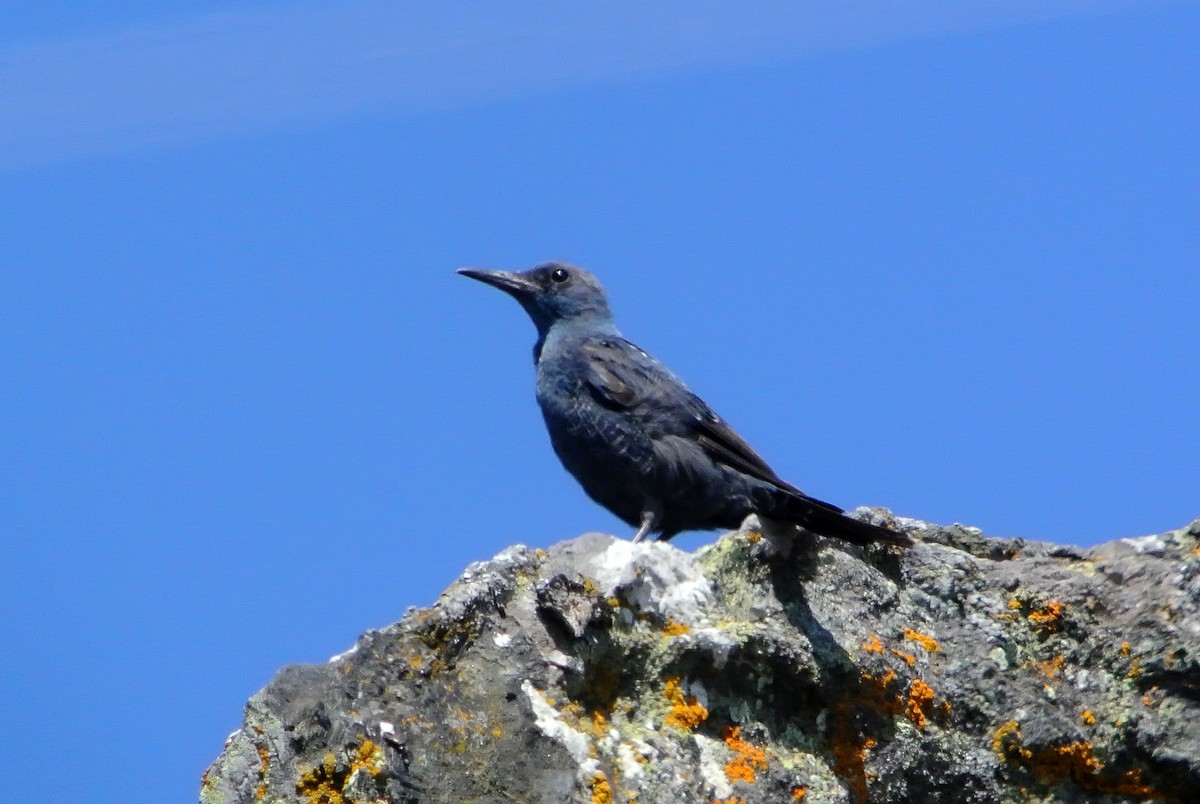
[578,338,641,409]
[692,411,799,491]
[580,337,799,492]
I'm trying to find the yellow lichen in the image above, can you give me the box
[349,739,382,777]
[296,752,345,804]
[992,721,1030,763]
[905,679,936,729]
[1081,710,1096,725]
[295,738,384,804]
[663,677,708,731]
[590,772,613,804]
[1120,642,1132,655]
[903,628,941,653]
[1127,657,1143,678]
[723,725,768,784]
[662,618,691,637]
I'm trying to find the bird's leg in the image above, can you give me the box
[631,507,660,543]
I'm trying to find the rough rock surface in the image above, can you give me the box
[201,514,1200,803]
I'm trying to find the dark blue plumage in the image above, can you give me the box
[458,261,911,547]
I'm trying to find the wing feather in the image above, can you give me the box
[579,337,803,492]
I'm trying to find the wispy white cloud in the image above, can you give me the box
[0,0,1184,171]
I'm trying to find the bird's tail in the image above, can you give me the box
[767,490,914,547]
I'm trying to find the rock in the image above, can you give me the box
[200,516,1200,803]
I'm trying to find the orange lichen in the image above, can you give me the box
[1027,600,1064,631]
[1120,642,1132,655]
[590,773,613,804]
[791,786,808,800]
[1127,657,1143,678]
[861,634,884,654]
[903,628,941,653]
[663,677,708,731]
[858,668,903,716]
[905,679,936,729]
[1036,655,1066,679]
[1106,768,1156,798]
[1036,741,1103,780]
[745,529,763,543]
[992,720,1159,799]
[711,798,746,804]
[662,618,691,637]
[889,647,917,667]
[1081,710,1096,725]
[723,725,768,784]
[1008,598,1022,611]
[591,710,609,738]
[832,725,876,804]
[256,743,270,801]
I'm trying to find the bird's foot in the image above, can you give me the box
[631,509,658,542]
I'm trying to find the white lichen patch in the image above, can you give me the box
[522,680,598,775]
[616,742,645,785]
[585,540,714,625]
[1120,534,1166,556]
[694,732,734,799]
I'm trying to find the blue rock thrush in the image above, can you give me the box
[458,261,911,548]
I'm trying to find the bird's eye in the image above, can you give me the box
[550,268,570,283]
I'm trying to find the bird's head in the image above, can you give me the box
[458,262,614,336]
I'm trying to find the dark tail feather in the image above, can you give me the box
[768,491,914,547]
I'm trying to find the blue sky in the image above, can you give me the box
[2,3,1198,802]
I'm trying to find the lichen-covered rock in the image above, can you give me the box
[200,515,1200,803]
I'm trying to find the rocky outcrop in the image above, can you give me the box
[200,514,1200,803]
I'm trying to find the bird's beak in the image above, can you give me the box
[457,267,539,298]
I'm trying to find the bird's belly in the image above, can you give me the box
[537,390,655,526]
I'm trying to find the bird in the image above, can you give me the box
[457,261,911,548]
